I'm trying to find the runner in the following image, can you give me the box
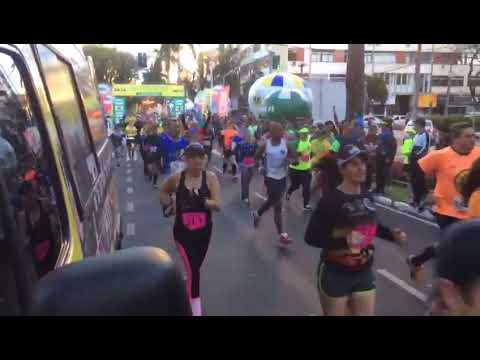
[143,124,162,188]
[125,119,138,161]
[429,220,480,316]
[221,120,240,181]
[305,144,407,316]
[236,131,258,205]
[460,157,480,218]
[159,119,189,176]
[201,115,215,165]
[252,122,298,245]
[286,127,313,211]
[159,144,221,316]
[311,126,333,194]
[110,124,124,167]
[407,122,480,280]
[409,118,430,209]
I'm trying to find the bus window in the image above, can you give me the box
[36,45,98,207]
[75,57,107,150]
[0,50,64,279]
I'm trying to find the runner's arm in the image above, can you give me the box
[287,143,300,165]
[205,171,221,212]
[159,173,179,206]
[255,143,266,161]
[305,196,343,248]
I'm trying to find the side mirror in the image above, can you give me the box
[28,247,192,316]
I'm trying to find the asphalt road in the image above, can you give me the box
[115,147,439,316]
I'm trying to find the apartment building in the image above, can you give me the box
[288,44,480,115]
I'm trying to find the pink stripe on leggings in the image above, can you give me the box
[175,241,192,299]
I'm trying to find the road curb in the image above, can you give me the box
[373,195,436,222]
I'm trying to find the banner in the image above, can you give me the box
[112,83,185,97]
[215,85,230,117]
[418,93,437,108]
[113,97,127,124]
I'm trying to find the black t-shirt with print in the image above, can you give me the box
[305,189,395,271]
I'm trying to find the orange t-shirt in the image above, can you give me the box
[468,190,480,219]
[222,129,239,150]
[419,146,480,219]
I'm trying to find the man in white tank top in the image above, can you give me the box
[252,122,299,245]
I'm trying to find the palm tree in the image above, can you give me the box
[213,44,242,96]
[153,44,197,83]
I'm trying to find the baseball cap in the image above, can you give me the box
[435,220,480,287]
[184,143,206,158]
[298,127,310,134]
[337,144,367,167]
[406,127,416,135]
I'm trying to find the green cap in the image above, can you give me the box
[298,127,310,134]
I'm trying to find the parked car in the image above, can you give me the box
[404,119,437,146]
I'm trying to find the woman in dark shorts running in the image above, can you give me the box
[305,144,407,316]
[159,144,221,316]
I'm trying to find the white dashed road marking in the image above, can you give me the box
[212,149,222,157]
[376,268,428,303]
[126,169,131,174]
[127,187,133,194]
[127,201,134,212]
[126,223,136,236]
[126,176,132,183]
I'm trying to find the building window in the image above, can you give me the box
[365,52,372,64]
[432,76,465,87]
[329,74,346,81]
[409,52,432,64]
[288,50,297,61]
[384,73,390,84]
[396,73,407,85]
[374,53,395,64]
[311,51,333,63]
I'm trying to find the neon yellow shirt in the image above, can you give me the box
[290,140,312,171]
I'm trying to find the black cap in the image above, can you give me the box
[435,220,480,287]
[183,143,205,158]
[337,144,367,167]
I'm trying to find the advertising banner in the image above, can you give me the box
[112,83,185,97]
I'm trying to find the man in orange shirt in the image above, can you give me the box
[407,122,480,280]
[221,120,240,180]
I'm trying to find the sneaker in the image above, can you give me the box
[303,204,313,211]
[406,255,423,281]
[279,233,292,245]
[252,211,261,228]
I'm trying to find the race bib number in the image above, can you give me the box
[170,160,185,174]
[347,224,377,254]
[149,146,157,153]
[243,156,255,167]
[181,212,207,231]
[302,154,311,162]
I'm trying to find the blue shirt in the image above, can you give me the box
[158,133,189,173]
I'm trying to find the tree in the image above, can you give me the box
[82,45,137,84]
[454,44,480,105]
[345,44,365,122]
[213,44,242,96]
[152,44,197,83]
[366,75,388,104]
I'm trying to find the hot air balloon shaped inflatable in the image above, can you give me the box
[248,72,312,122]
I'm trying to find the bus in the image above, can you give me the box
[0,44,123,315]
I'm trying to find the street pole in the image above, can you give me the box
[412,43,422,121]
[308,44,312,80]
[444,63,453,116]
[372,44,375,75]
[429,44,434,116]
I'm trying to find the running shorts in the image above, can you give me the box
[317,261,375,298]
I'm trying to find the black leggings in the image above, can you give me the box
[287,168,312,207]
[409,213,460,267]
[173,223,212,299]
[409,158,427,205]
[258,177,286,234]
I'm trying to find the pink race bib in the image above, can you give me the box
[181,212,207,231]
[243,157,255,167]
[302,154,311,162]
[347,224,377,251]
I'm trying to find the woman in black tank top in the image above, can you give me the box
[160,144,221,316]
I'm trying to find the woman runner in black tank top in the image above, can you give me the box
[160,144,221,316]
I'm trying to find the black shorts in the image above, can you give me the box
[224,149,235,158]
[126,139,135,147]
[317,261,375,298]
